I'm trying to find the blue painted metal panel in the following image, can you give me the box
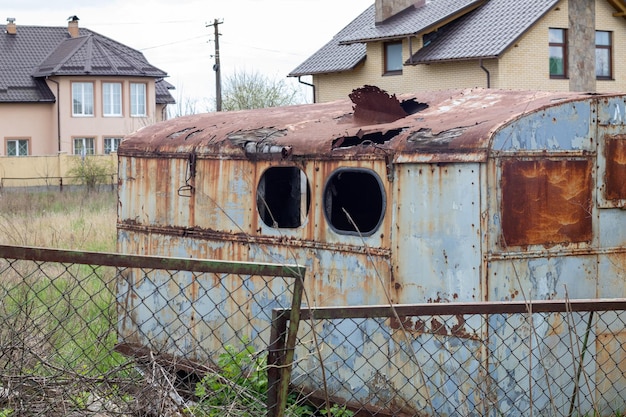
[492,101,592,152]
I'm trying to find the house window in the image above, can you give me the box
[257,167,310,228]
[103,82,122,116]
[384,41,403,75]
[596,31,612,79]
[549,28,567,78]
[104,137,122,154]
[74,137,95,156]
[6,139,29,156]
[323,168,385,236]
[72,82,94,116]
[130,83,147,116]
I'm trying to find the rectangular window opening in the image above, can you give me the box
[130,83,147,117]
[103,82,122,116]
[549,28,567,79]
[384,41,403,75]
[104,137,122,154]
[74,137,95,156]
[6,139,29,156]
[596,30,612,80]
[72,82,94,116]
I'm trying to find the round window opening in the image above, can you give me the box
[323,168,385,236]
[257,167,310,228]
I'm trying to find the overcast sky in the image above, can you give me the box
[1,0,373,107]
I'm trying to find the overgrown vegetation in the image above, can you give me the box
[190,341,352,417]
[67,156,116,191]
[0,190,117,251]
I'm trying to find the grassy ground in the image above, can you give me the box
[0,189,117,251]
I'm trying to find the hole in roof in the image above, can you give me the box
[168,127,197,140]
[401,99,428,115]
[332,128,403,149]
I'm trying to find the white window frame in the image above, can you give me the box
[6,138,29,156]
[130,82,147,117]
[104,137,122,154]
[103,82,122,116]
[73,137,95,156]
[72,82,94,116]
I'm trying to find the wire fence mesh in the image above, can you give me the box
[1,245,626,417]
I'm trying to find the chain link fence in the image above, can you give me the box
[1,244,626,416]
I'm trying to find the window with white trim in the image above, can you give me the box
[103,82,122,116]
[74,137,95,156]
[72,82,94,116]
[130,82,147,116]
[104,137,122,154]
[7,139,29,156]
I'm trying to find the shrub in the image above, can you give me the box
[67,156,115,191]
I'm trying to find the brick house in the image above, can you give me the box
[290,0,626,103]
[0,16,175,157]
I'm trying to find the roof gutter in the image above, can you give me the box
[297,76,316,104]
[46,77,62,152]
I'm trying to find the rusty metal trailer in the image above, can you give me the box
[116,86,626,416]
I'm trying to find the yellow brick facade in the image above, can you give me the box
[314,0,626,103]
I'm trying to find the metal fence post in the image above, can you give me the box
[272,273,305,417]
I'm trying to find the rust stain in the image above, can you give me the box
[501,159,592,247]
[389,315,478,340]
[604,135,626,201]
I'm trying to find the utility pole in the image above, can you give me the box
[208,19,224,111]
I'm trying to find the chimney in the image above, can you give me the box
[375,0,423,24]
[67,15,79,38]
[6,17,16,35]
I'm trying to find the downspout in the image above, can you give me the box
[297,76,316,104]
[479,58,491,88]
[47,77,61,152]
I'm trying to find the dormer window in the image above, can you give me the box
[384,41,403,75]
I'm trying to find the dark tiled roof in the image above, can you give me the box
[290,0,559,76]
[156,78,176,104]
[289,6,372,77]
[340,0,484,43]
[0,24,169,103]
[410,0,559,63]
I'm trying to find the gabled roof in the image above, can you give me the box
[340,0,485,44]
[289,7,372,77]
[0,24,169,103]
[289,0,560,77]
[156,79,176,105]
[409,0,559,63]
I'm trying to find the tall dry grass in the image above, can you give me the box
[0,189,117,251]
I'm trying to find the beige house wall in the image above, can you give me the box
[314,0,626,103]
[0,103,56,155]
[0,153,117,188]
[0,76,166,157]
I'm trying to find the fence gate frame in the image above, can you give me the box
[0,244,306,417]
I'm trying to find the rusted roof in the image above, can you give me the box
[120,87,606,163]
